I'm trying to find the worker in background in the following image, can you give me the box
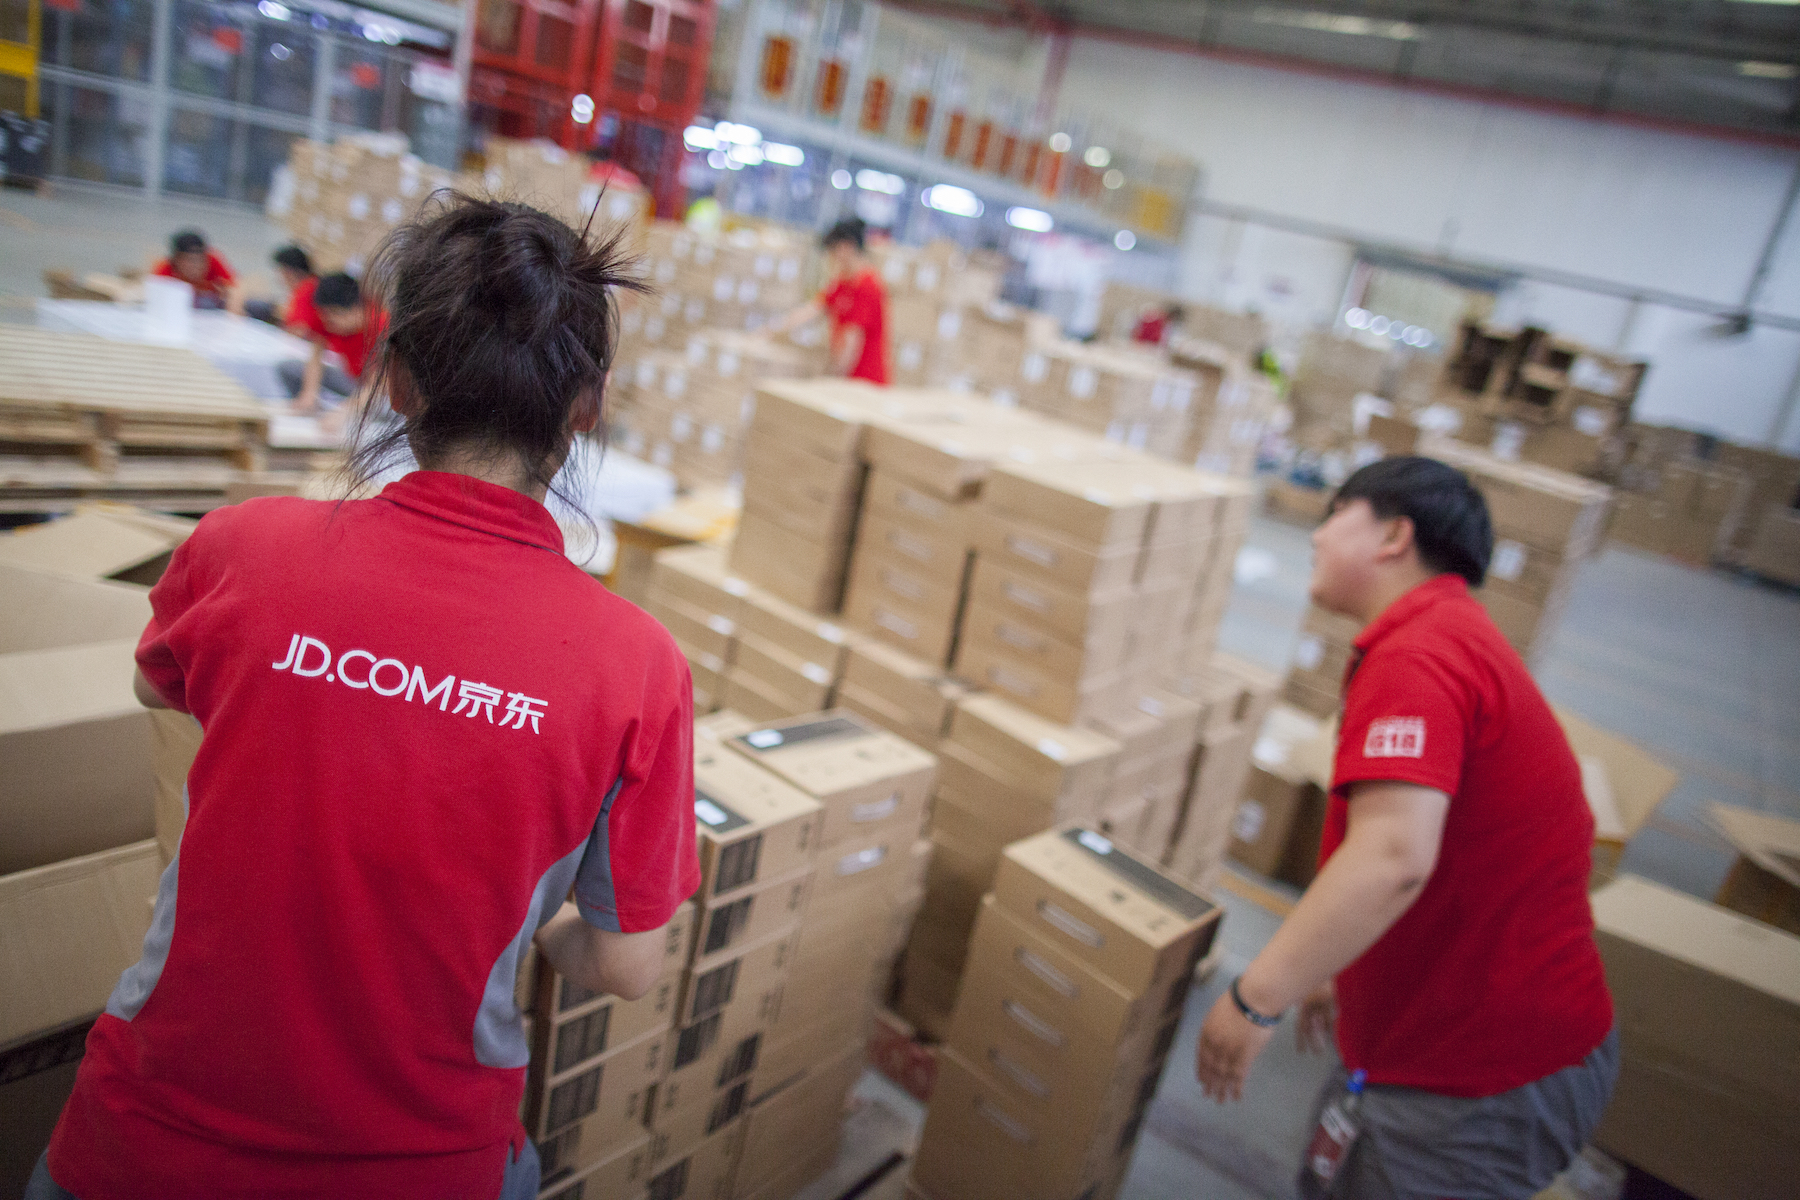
[31,194,696,1200]
[243,244,316,329]
[1194,456,1616,1200]
[772,217,889,384]
[153,229,240,312]
[1132,300,1184,345]
[281,272,388,416]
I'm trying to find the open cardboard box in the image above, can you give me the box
[0,504,194,587]
[1553,708,1679,887]
[1708,803,1800,936]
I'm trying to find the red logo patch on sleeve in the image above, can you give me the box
[1364,717,1426,758]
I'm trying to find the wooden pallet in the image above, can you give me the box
[0,327,271,475]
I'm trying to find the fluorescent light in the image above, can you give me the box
[1084,146,1111,168]
[683,125,719,150]
[1252,7,1419,40]
[1006,206,1053,232]
[258,0,290,19]
[855,169,905,194]
[713,122,761,145]
[1345,307,1371,329]
[571,94,595,124]
[1113,230,1136,251]
[762,142,805,166]
[1740,61,1798,78]
[1048,132,1072,153]
[707,150,728,170]
[922,184,984,218]
[1103,168,1124,190]
[728,143,765,165]
[831,169,852,189]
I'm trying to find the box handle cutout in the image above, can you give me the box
[1037,900,1103,948]
[1015,947,1078,998]
[988,1049,1050,1098]
[1002,999,1065,1047]
[974,1097,1033,1144]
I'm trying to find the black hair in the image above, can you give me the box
[822,217,866,252]
[1331,456,1494,586]
[346,191,645,506]
[314,273,361,310]
[171,230,207,256]
[1166,303,1186,322]
[273,244,312,274]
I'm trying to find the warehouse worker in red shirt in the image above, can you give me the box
[279,271,389,415]
[1194,456,1617,1200]
[773,217,889,384]
[31,195,698,1200]
[153,229,240,311]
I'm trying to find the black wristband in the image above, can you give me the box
[1230,976,1283,1028]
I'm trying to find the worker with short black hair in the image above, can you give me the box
[1195,455,1617,1200]
[243,244,316,329]
[772,217,889,384]
[280,271,388,414]
[153,229,238,310]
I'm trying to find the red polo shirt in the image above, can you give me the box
[822,268,889,385]
[154,251,236,304]
[48,471,699,1199]
[294,302,388,379]
[283,273,319,332]
[1321,574,1612,1097]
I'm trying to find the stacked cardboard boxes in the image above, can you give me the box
[1168,338,1280,478]
[911,827,1221,1200]
[722,712,937,1199]
[1222,704,1335,888]
[644,544,752,715]
[628,222,814,349]
[874,240,1002,388]
[1160,655,1284,891]
[608,332,814,491]
[1609,458,1755,565]
[277,138,457,273]
[1281,605,1362,718]
[900,694,1122,1036]
[833,639,967,751]
[1012,342,1197,460]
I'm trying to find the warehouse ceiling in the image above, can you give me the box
[892,0,1800,141]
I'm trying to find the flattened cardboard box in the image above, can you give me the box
[2,563,159,876]
[0,505,193,585]
[0,839,162,1047]
[1591,875,1800,1200]
[1708,802,1800,935]
[993,826,1220,996]
[692,744,822,902]
[727,711,937,849]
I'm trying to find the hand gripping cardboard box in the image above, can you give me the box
[1590,876,1800,1200]
[991,826,1220,996]
[725,712,937,851]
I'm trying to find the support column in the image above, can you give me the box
[144,0,175,199]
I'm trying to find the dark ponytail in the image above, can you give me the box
[344,191,647,505]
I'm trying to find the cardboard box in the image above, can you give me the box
[534,967,681,1078]
[693,865,813,969]
[652,544,752,625]
[969,510,1139,597]
[841,640,962,741]
[735,590,855,679]
[1228,705,1331,879]
[1708,803,1800,936]
[1590,876,1800,1200]
[647,592,739,664]
[957,596,1131,689]
[981,460,1154,548]
[729,634,836,711]
[647,1034,759,1158]
[729,511,850,614]
[0,839,162,1048]
[678,924,800,1027]
[733,1041,864,1197]
[954,634,1121,726]
[0,505,192,585]
[527,1026,671,1143]
[853,509,971,588]
[841,572,961,667]
[964,556,1136,652]
[753,998,877,1104]
[1,564,158,876]
[726,711,937,850]
[692,744,823,903]
[1741,505,1800,585]
[993,827,1219,996]
[911,1047,1133,1200]
[648,1120,745,1200]
[1429,440,1613,557]
[1264,480,1332,526]
[539,1129,656,1200]
[947,694,1120,810]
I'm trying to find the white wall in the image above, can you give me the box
[1045,35,1800,450]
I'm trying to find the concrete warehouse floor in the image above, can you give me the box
[6,188,1800,1199]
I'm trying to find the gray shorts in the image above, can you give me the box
[1298,1030,1619,1200]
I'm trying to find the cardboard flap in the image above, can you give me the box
[0,563,152,654]
[0,509,182,581]
[1554,708,1677,839]
[1592,875,1800,1005]
[1708,803,1800,889]
[0,638,142,734]
[0,839,162,1048]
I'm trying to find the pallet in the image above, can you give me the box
[0,328,271,476]
[0,457,317,515]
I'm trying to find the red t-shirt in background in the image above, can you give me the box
[1321,573,1612,1097]
[295,303,388,378]
[821,268,889,385]
[1133,313,1168,344]
[48,471,699,1199]
[283,274,319,331]
[154,251,236,303]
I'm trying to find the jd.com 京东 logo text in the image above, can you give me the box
[272,633,547,732]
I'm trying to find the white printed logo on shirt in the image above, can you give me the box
[1363,716,1426,759]
[270,633,547,733]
